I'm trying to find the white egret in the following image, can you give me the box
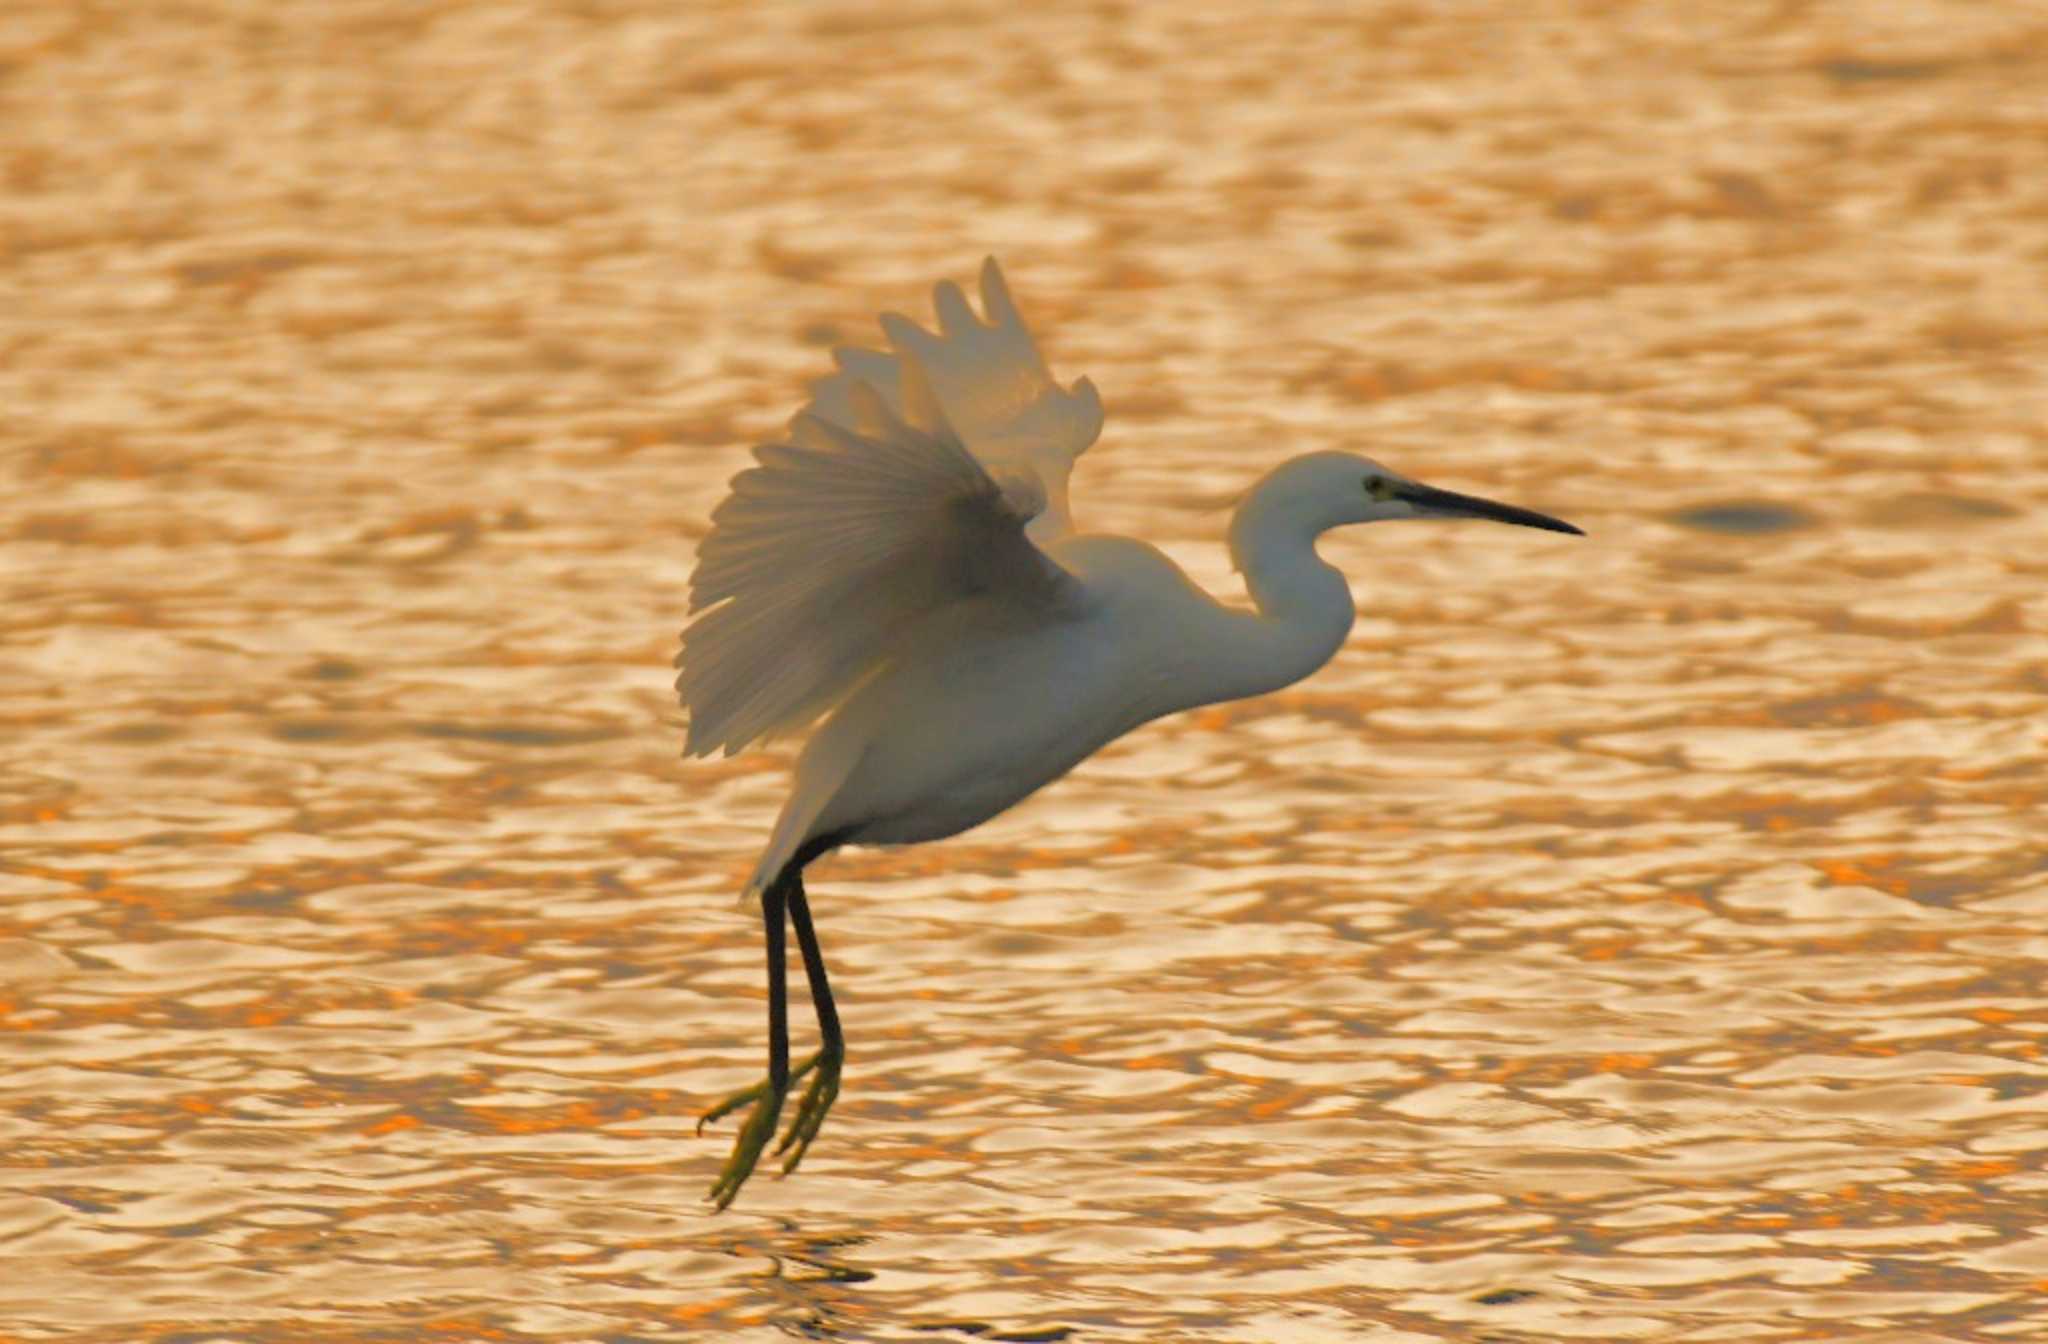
[678,260,1581,1208]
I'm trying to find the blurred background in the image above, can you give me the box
[3,2,2046,1340]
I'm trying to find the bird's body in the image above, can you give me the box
[796,557,1157,848]
[756,527,1302,874]
[679,262,1581,1208]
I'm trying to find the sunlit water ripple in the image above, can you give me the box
[3,2,2046,1340]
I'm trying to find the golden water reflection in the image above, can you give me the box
[3,1,2047,1340]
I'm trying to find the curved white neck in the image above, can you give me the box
[1209,479,1358,703]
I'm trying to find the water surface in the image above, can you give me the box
[3,2,2047,1340]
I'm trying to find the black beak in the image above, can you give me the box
[1395,481,1584,536]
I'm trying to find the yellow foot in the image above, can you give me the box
[699,1048,840,1209]
[703,1079,783,1210]
[775,1046,841,1176]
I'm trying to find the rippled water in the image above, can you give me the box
[5,2,2048,1340]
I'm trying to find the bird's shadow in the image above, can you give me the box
[712,1223,1073,1342]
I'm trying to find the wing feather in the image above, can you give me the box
[676,369,1077,758]
[802,257,1102,540]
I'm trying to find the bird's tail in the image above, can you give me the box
[733,703,869,909]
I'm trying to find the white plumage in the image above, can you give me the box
[805,258,1102,541]
[677,261,1104,762]
[677,260,1582,1209]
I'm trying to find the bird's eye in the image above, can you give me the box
[1364,476,1395,501]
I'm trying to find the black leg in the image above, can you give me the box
[702,870,796,1209]
[699,842,848,1208]
[775,872,844,1172]
[787,876,840,1055]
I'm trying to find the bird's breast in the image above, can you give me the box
[815,603,1161,847]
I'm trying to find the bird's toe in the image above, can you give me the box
[775,1048,843,1175]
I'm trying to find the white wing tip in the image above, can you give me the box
[987,257,1033,333]
[844,379,898,437]
[1073,374,1102,413]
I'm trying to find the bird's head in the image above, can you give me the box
[1360,455,1583,536]
[1258,450,1583,537]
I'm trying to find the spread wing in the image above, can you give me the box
[801,257,1103,542]
[676,351,1080,758]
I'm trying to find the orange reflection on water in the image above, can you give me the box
[4,1,2048,1340]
